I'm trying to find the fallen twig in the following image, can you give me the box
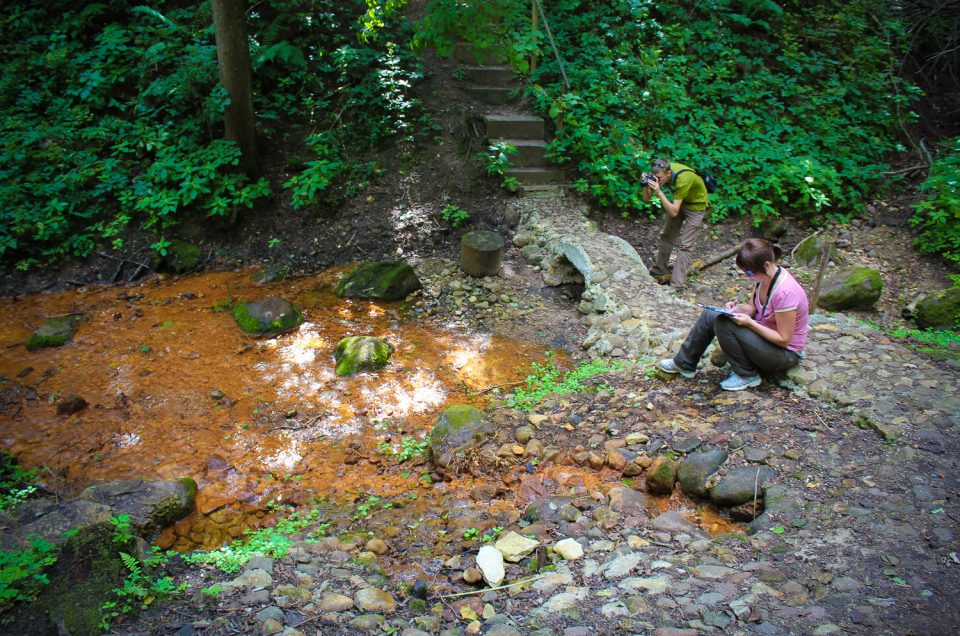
[473,380,526,395]
[438,574,546,599]
[694,243,741,272]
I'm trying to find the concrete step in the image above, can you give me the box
[455,42,506,66]
[483,114,544,140]
[464,84,517,105]
[491,139,549,168]
[462,65,516,86]
[507,167,566,186]
[519,184,566,198]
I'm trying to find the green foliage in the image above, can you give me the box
[890,327,960,360]
[506,355,623,412]
[441,204,470,228]
[183,507,330,573]
[377,436,430,462]
[109,514,134,544]
[0,452,38,512]
[479,142,519,190]
[100,549,185,631]
[462,527,480,541]
[0,0,422,269]
[423,0,917,225]
[911,137,960,268]
[0,536,59,610]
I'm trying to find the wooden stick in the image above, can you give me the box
[790,230,821,262]
[694,243,740,272]
[809,239,834,314]
[438,574,546,599]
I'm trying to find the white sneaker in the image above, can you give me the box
[658,358,696,379]
[719,372,761,391]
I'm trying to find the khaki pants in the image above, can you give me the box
[653,204,704,288]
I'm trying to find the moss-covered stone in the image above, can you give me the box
[152,239,201,273]
[335,261,421,300]
[26,314,82,351]
[4,524,132,636]
[792,234,840,267]
[645,456,678,495]
[333,336,394,375]
[818,266,883,311]
[232,297,303,335]
[916,286,960,330]
[429,405,494,469]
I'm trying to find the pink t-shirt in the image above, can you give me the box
[752,267,808,352]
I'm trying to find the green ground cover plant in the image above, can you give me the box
[0,0,421,270]
[890,327,960,360]
[420,0,918,226]
[505,355,622,412]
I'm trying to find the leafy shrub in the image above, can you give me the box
[0,537,59,611]
[0,452,38,513]
[441,204,471,228]
[911,136,960,269]
[421,0,918,226]
[0,0,423,269]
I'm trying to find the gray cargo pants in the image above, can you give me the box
[673,309,801,378]
[652,203,705,288]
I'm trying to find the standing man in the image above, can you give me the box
[642,158,709,289]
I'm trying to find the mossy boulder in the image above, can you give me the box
[26,314,82,351]
[335,261,421,300]
[3,523,135,636]
[817,266,883,311]
[233,297,303,335]
[792,234,840,267]
[333,336,394,376]
[151,238,201,273]
[429,405,494,470]
[915,286,960,330]
[709,466,776,507]
[645,456,678,495]
[79,478,197,535]
[0,478,196,550]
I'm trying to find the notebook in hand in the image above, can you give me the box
[695,303,738,317]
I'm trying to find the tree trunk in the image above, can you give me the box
[211,0,259,178]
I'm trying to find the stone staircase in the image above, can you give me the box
[455,43,566,195]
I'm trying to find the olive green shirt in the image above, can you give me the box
[670,162,709,211]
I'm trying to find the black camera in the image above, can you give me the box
[641,173,657,186]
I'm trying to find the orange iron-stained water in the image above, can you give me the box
[0,267,562,548]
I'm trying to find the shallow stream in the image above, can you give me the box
[0,266,738,558]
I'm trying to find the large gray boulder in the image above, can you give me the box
[817,266,883,311]
[335,261,421,300]
[710,467,776,506]
[915,286,960,330]
[677,449,728,499]
[0,477,197,550]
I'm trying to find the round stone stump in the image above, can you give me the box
[459,230,504,277]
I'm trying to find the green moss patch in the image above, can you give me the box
[335,261,421,300]
[26,315,82,351]
[333,336,394,376]
[232,297,303,336]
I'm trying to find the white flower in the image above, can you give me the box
[804,176,814,183]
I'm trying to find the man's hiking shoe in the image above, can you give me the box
[720,372,761,391]
[658,358,696,379]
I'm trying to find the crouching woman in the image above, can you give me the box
[658,238,809,391]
